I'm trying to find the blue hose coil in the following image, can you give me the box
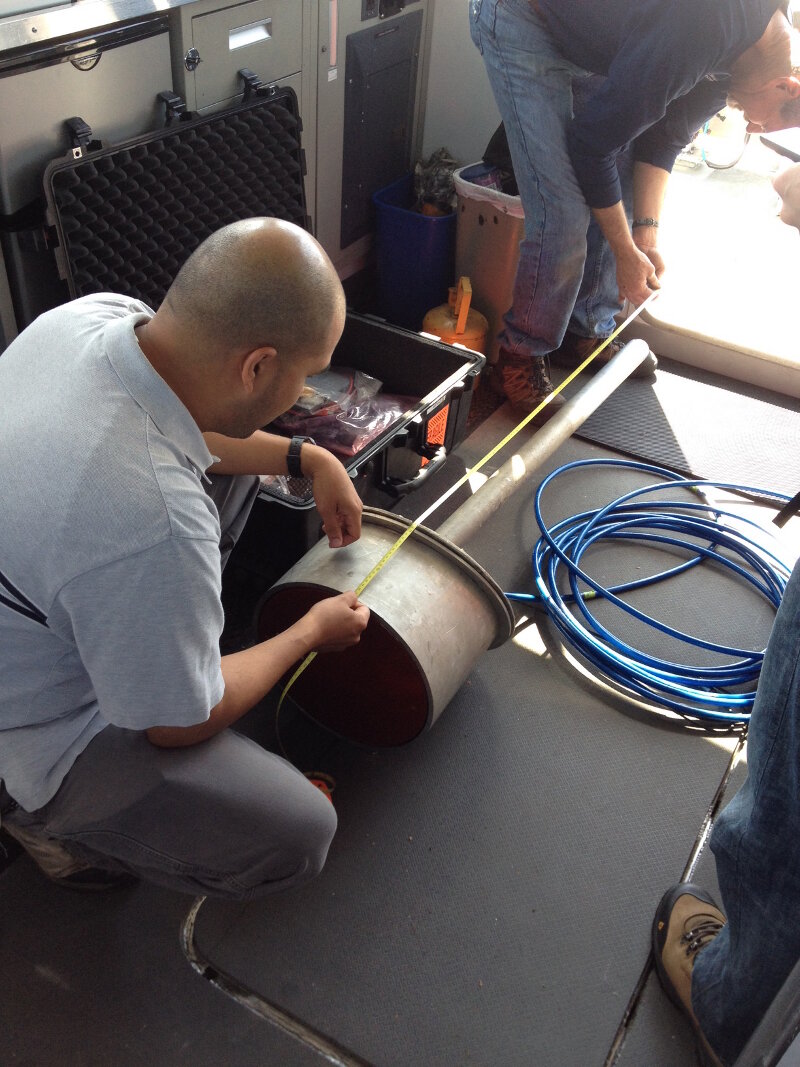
[507,459,793,724]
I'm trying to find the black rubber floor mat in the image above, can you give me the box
[573,358,800,500]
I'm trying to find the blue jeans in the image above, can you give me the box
[692,557,800,1063]
[468,0,633,360]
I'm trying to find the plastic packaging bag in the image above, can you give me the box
[269,366,417,459]
[275,367,382,425]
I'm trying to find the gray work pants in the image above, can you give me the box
[3,474,337,899]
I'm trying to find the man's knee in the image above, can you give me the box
[229,783,338,899]
[284,788,338,883]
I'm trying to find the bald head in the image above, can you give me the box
[162,218,345,361]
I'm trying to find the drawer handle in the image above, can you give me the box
[229,17,272,51]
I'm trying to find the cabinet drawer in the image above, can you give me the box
[192,0,302,108]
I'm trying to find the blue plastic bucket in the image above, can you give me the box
[372,174,456,332]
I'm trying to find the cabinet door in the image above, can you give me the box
[192,0,302,109]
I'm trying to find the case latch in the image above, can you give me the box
[239,67,277,100]
[64,117,95,158]
[158,90,190,125]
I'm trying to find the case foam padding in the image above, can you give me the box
[44,90,307,310]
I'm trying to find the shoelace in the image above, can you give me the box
[681,916,724,958]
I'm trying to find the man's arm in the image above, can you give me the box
[205,429,311,476]
[147,590,370,747]
[205,430,362,547]
[591,161,669,306]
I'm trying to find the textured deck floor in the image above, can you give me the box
[2,380,797,1066]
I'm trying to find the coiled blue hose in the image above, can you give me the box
[506,459,793,724]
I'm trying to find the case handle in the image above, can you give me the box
[453,276,472,336]
[380,446,448,498]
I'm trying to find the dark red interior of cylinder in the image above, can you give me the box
[257,585,430,747]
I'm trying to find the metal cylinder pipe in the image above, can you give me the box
[437,338,651,549]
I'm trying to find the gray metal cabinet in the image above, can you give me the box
[169,0,317,228]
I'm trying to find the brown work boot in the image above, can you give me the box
[486,351,567,422]
[551,330,658,379]
[652,883,726,1067]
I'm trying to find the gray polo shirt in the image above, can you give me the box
[0,294,225,812]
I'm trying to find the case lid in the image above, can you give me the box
[42,80,308,310]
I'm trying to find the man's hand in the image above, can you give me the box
[304,590,370,651]
[774,163,800,231]
[593,192,666,308]
[147,589,369,748]
[303,444,363,548]
[616,242,663,306]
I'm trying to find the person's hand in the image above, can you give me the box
[303,445,363,547]
[304,590,370,652]
[632,225,666,284]
[616,242,662,306]
[773,163,800,231]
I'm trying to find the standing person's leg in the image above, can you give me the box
[554,78,657,377]
[568,75,631,344]
[4,725,337,899]
[653,558,800,1065]
[469,0,593,412]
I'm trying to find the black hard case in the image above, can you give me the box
[41,81,483,580]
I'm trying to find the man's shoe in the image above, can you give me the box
[486,353,567,423]
[551,330,658,379]
[3,816,138,892]
[652,883,726,1067]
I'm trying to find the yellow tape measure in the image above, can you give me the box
[278,292,659,708]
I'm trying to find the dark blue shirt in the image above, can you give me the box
[537,0,781,207]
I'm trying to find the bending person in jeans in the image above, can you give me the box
[469,0,800,414]
[651,164,800,1066]
[0,219,369,897]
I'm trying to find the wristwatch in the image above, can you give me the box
[286,435,316,478]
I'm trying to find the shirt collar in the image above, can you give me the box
[104,308,216,476]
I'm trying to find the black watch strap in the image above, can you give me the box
[286,435,315,478]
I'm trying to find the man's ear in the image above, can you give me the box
[774,75,800,97]
[240,346,278,394]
